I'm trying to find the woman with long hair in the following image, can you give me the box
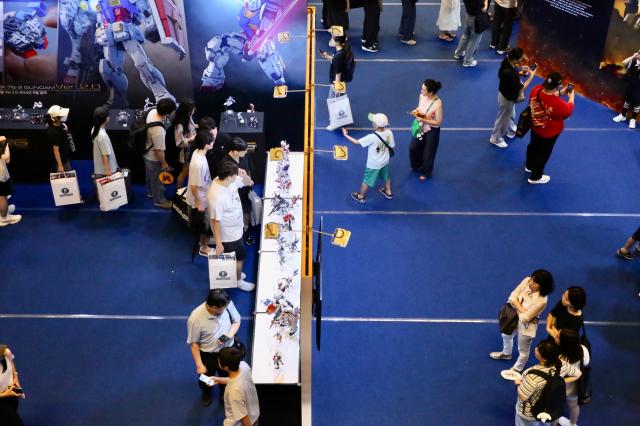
[173,99,197,188]
[91,106,118,177]
[322,35,354,131]
[186,131,214,256]
[546,286,586,340]
[513,340,581,426]
[409,79,443,181]
[553,329,589,426]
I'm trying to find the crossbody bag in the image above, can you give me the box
[373,132,395,157]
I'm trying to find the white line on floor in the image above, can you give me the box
[2,313,636,327]
[315,210,640,218]
[310,2,440,6]
[314,127,635,131]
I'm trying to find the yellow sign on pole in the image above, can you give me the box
[269,147,284,161]
[330,26,344,37]
[277,32,291,43]
[331,228,351,247]
[333,145,348,160]
[265,222,281,239]
[273,85,288,98]
[333,80,346,94]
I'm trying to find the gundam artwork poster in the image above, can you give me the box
[1,0,193,108]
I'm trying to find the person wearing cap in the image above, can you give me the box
[342,113,395,203]
[46,105,74,173]
[0,345,25,426]
[526,72,575,184]
[187,289,241,407]
[0,137,22,227]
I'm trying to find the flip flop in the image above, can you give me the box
[438,34,454,42]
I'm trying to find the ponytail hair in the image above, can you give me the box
[423,79,442,94]
[92,107,109,140]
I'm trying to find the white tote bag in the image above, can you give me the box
[208,253,238,289]
[50,171,82,206]
[327,94,353,128]
[248,190,263,226]
[97,172,128,211]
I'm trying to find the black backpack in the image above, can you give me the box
[164,122,180,170]
[343,53,356,82]
[527,368,567,422]
[129,109,164,157]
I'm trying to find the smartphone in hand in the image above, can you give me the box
[567,83,574,93]
[318,48,326,55]
[531,64,537,72]
[218,334,230,344]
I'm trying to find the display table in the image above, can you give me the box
[219,111,266,184]
[251,151,304,385]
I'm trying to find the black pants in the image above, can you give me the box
[491,4,517,51]
[0,397,23,426]
[362,1,381,45]
[199,350,227,398]
[399,0,417,40]
[526,132,559,181]
[409,127,441,177]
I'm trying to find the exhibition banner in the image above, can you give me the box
[518,0,622,108]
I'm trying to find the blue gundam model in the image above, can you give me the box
[201,0,301,92]
[3,1,49,58]
[59,0,97,84]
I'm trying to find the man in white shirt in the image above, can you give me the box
[212,347,260,426]
[0,138,21,227]
[207,161,255,291]
[0,345,25,425]
[186,132,214,256]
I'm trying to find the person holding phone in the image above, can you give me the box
[490,48,536,148]
[525,72,575,184]
[612,50,640,129]
[187,289,241,407]
[0,345,25,426]
[321,35,354,131]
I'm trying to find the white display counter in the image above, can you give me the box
[251,150,304,384]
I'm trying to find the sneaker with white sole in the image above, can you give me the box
[528,175,550,184]
[506,131,516,139]
[629,119,636,129]
[524,167,532,173]
[489,351,513,360]
[8,205,15,215]
[462,60,478,67]
[453,51,464,59]
[361,44,379,53]
[612,114,627,122]
[617,248,633,260]
[400,39,417,46]
[490,139,508,148]
[0,214,22,226]
[238,279,255,292]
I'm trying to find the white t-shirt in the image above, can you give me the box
[92,128,119,176]
[186,150,211,208]
[0,350,15,392]
[358,129,395,170]
[144,110,166,162]
[0,145,9,183]
[207,177,247,242]
[223,362,260,426]
[563,345,590,398]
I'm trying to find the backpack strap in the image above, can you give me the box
[526,368,552,381]
[144,121,165,153]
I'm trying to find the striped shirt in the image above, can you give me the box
[516,363,580,420]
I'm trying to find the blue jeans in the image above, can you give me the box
[144,158,168,204]
[454,13,483,65]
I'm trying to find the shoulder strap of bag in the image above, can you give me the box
[373,132,392,151]
[581,317,587,338]
[534,88,549,116]
[144,121,165,153]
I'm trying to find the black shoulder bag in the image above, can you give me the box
[373,132,395,157]
[577,320,592,405]
[226,309,246,358]
[515,89,546,139]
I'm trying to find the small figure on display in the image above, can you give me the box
[200,0,302,92]
[116,110,132,127]
[272,352,283,370]
[94,0,186,107]
[32,101,43,109]
[11,106,29,121]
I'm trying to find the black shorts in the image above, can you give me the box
[0,179,13,197]
[223,238,247,261]
[632,227,640,241]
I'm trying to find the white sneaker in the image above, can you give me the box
[326,123,339,131]
[612,114,627,122]
[524,167,532,173]
[8,205,15,215]
[462,60,478,67]
[0,214,22,226]
[237,279,255,292]
[490,139,508,148]
[528,175,550,184]
[506,131,516,139]
[629,119,636,129]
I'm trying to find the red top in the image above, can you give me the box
[529,85,574,138]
